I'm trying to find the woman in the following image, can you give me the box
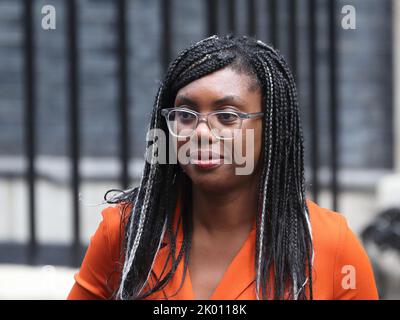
[67,34,378,300]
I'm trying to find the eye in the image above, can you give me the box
[177,110,196,122]
[216,112,239,123]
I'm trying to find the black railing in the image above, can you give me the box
[309,0,319,204]
[9,0,341,267]
[117,0,130,192]
[23,0,37,265]
[329,0,339,211]
[66,0,83,266]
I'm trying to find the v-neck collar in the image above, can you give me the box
[188,226,256,300]
[149,192,257,300]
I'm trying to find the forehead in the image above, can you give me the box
[174,67,260,104]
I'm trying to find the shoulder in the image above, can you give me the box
[69,203,133,299]
[99,202,133,258]
[305,199,378,299]
[305,198,360,264]
[100,203,131,231]
[306,198,347,251]
[306,198,345,228]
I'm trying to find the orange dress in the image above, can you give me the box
[67,197,379,300]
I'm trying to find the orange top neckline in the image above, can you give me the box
[150,190,257,299]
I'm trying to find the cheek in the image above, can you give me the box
[175,138,190,165]
[233,123,262,165]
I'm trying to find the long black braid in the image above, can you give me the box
[104,34,314,300]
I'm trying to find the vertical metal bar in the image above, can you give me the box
[161,0,172,72]
[207,0,218,36]
[117,0,129,190]
[66,0,82,266]
[288,0,297,79]
[23,0,36,265]
[247,0,256,36]
[309,0,319,203]
[268,0,278,47]
[227,0,236,34]
[328,0,338,211]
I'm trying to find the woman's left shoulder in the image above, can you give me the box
[305,198,348,249]
[305,199,379,299]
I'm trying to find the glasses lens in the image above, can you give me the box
[167,110,197,137]
[209,112,241,139]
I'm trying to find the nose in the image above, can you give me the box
[193,117,215,145]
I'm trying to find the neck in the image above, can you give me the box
[190,179,259,235]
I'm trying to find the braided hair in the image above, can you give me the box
[105,34,314,300]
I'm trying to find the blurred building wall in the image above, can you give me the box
[0,0,393,168]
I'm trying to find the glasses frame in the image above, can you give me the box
[161,107,264,140]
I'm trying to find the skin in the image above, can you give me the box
[173,67,264,299]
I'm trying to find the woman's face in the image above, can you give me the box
[172,67,263,192]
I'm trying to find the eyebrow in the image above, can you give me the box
[175,94,244,108]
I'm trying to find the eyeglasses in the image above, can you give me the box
[161,107,264,140]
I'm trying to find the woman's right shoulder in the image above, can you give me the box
[99,203,133,256]
[68,202,134,299]
[101,203,133,228]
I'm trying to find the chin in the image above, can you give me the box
[185,164,235,192]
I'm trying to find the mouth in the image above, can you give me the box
[188,150,223,169]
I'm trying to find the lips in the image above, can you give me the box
[188,150,223,168]
[189,150,223,161]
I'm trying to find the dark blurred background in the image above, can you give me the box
[0,0,398,299]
